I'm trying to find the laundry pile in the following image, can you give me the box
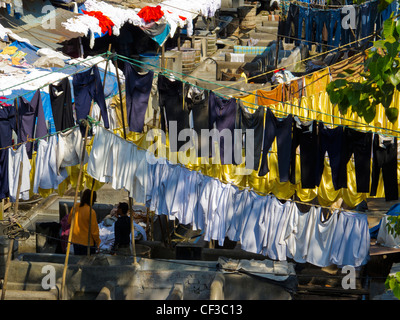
[61,0,221,48]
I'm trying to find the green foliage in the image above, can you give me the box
[384,215,400,300]
[326,8,400,124]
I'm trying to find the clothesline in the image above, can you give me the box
[0,54,396,209]
[118,54,400,138]
[214,33,376,92]
[87,124,371,267]
[0,52,112,105]
[93,121,368,215]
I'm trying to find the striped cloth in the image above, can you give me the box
[233,46,270,55]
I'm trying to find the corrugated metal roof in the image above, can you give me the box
[0,0,85,49]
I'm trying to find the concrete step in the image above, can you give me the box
[262,20,279,27]
[1,289,58,300]
[256,25,278,34]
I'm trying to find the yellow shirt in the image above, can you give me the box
[68,204,101,247]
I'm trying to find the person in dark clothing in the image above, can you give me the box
[112,202,131,255]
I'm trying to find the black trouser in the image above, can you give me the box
[238,104,264,172]
[259,108,293,182]
[370,134,398,201]
[72,66,109,134]
[290,119,319,188]
[18,90,48,159]
[316,123,347,190]
[158,75,190,152]
[123,62,154,133]
[186,86,210,157]
[283,3,300,44]
[49,77,75,132]
[342,128,373,193]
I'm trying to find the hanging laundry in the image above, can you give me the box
[49,77,75,132]
[186,86,210,157]
[341,128,373,193]
[283,78,305,102]
[283,205,338,267]
[56,126,88,174]
[370,134,398,201]
[0,103,16,199]
[304,68,330,97]
[72,65,109,134]
[261,197,292,261]
[208,91,239,165]
[123,62,154,133]
[237,102,264,171]
[0,97,12,107]
[316,123,347,191]
[329,52,365,82]
[330,211,370,267]
[8,144,31,202]
[33,135,68,193]
[226,188,251,242]
[290,118,319,188]
[158,74,191,153]
[168,166,201,225]
[258,108,293,182]
[257,84,283,106]
[237,192,270,254]
[86,125,117,184]
[198,177,236,246]
[18,90,48,159]
[81,10,115,35]
[86,126,150,204]
[137,5,164,23]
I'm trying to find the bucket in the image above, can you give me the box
[139,53,160,72]
[136,244,151,258]
[238,5,257,30]
[180,48,196,74]
[0,236,18,279]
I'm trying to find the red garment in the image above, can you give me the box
[81,10,115,35]
[0,96,12,107]
[138,5,164,23]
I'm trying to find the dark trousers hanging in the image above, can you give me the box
[72,65,109,133]
[0,104,16,199]
[290,119,319,188]
[258,108,293,182]
[123,62,154,133]
[186,86,210,157]
[316,123,347,190]
[208,91,239,165]
[238,103,264,171]
[342,128,373,193]
[158,74,190,153]
[18,90,48,159]
[283,3,300,44]
[49,77,75,132]
[370,134,398,201]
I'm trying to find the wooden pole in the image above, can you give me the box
[161,43,165,71]
[0,199,3,221]
[112,54,139,266]
[87,44,113,256]
[60,101,94,299]
[1,159,23,300]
